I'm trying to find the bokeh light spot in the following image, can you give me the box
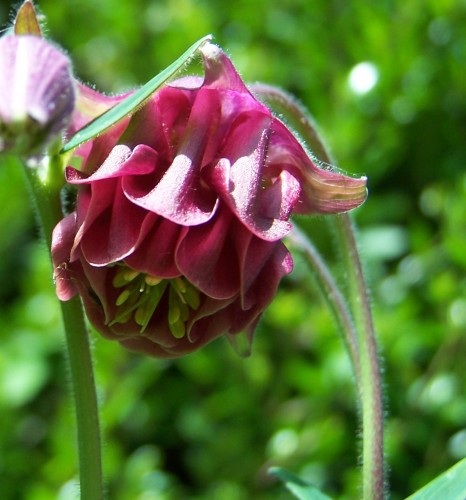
[348,62,379,94]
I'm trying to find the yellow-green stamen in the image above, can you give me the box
[109,264,201,338]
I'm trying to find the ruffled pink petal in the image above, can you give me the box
[207,112,293,241]
[168,75,204,91]
[66,144,157,183]
[70,180,115,260]
[200,43,250,94]
[176,209,239,299]
[119,320,222,358]
[124,216,181,278]
[258,169,301,221]
[124,89,221,225]
[118,88,192,158]
[268,120,367,214]
[51,213,79,300]
[186,296,237,342]
[79,181,148,266]
[230,218,293,310]
[75,260,124,333]
[241,238,293,312]
[119,337,177,358]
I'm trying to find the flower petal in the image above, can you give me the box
[51,213,79,300]
[207,112,293,241]
[176,209,240,299]
[201,43,250,93]
[79,182,148,265]
[124,89,221,225]
[230,218,293,311]
[66,144,157,183]
[268,120,368,213]
[125,216,181,278]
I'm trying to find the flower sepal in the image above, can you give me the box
[14,1,42,37]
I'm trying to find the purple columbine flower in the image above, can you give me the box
[0,34,75,156]
[51,43,367,358]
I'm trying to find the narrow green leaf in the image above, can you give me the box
[269,467,333,500]
[14,1,42,36]
[61,34,213,154]
[405,458,466,500]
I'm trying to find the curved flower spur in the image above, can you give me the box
[52,42,367,358]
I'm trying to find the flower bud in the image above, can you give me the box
[0,35,75,157]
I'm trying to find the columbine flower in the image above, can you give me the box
[51,43,367,358]
[0,34,75,156]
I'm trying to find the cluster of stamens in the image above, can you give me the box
[110,265,201,339]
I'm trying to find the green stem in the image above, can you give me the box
[251,84,385,498]
[287,225,360,384]
[333,214,385,499]
[23,156,104,500]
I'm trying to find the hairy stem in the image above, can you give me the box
[333,214,385,498]
[23,156,103,500]
[252,83,385,498]
[287,225,360,384]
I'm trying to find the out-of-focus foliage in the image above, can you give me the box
[0,0,465,498]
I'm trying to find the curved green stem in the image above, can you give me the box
[252,84,385,498]
[287,225,360,384]
[334,214,385,498]
[23,155,104,500]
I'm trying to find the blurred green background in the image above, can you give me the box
[1,0,465,498]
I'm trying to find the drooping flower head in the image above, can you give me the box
[0,34,75,156]
[52,43,367,358]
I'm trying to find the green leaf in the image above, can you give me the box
[269,467,333,500]
[405,458,466,500]
[61,34,212,154]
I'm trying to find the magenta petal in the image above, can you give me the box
[117,89,191,154]
[51,213,79,300]
[230,219,293,310]
[268,120,368,214]
[208,113,292,241]
[125,216,181,278]
[119,337,176,358]
[176,209,239,299]
[200,43,250,93]
[186,296,237,342]
[77,260,118,327]
[124,90,220,225]
[80,182,148,265]
[66,144,157,184]
[124,153,219,224]
[259,169,301,221]
[241,239,293,312]
[70,180,113,260]
[168,75,204,90]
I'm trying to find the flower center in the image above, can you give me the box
[109,265,201,339]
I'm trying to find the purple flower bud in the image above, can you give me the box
[0,35,75,156]
[52,44,367,358]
